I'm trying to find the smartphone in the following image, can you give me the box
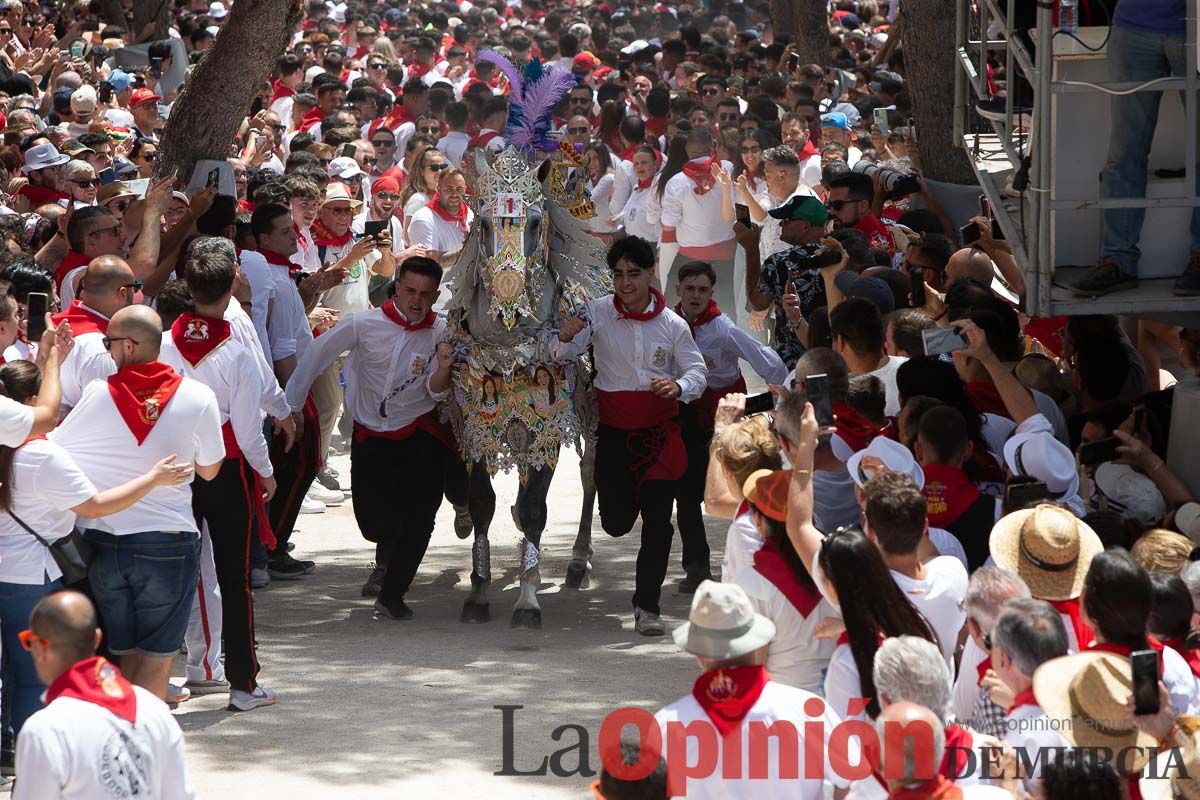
[735,203,751,226]
[363,219,387,238]
[978,194,1005,241]
[906,118,917,143]
[922,326,967,357]
[1079,437,1120,467]
[150,56,163,79]
[207,168,220,189]
[97,166,118,185]
[801,248,844,270]
[805,373,835,428]
[69,40,84,59]
[97,81,113,104]
[744,391,775,415]
[342,143,356,159]
[26,292,48,341]
[1004,477,1052,512]
[960,221,982,246]
[873,107,889,135]
[910,266,926,308]
[787,52,800,71]
[1131,650,1160,715]
[58,50,69,63]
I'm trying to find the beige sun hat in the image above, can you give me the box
[1033,651,1160,774]
[989,503,1103,601]
[672,580,775,660]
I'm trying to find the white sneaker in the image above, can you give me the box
[184,678,230,695]
[299,495,326,515]
[227,685,277,712]
[634,607,665,637]
[306,482,343,506]
[166,683,191,705]
[249,567,270,589]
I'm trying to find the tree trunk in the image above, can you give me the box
[770,0,830,67]
[898,1,976,184]
[132,0,170,41]
[155,0,300,182]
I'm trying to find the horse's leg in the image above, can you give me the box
[510,463,555,629]
[459,461,497,623]
[565,439,596,590]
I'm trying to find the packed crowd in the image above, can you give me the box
[0,0,1189,796]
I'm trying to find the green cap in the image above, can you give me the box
[767,195,829,226]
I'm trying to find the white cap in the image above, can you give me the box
[208,1,228,18]
[327,156,364,179]
[70,84,97,116]
[845,435,926,490]
[1004,429,1079,501]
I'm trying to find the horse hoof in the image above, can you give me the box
[460,601,491,624]
[564,561,589,590]
[510,607,542,629]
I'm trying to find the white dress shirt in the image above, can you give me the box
[284,305,449,432]
[681,310,788,390]
[407,204,475,253]
[734,565,837,693]
[259,253,314,365]
[618,178,662,243]
[659,159,736,248]
[235,249,275,362]
[224,300,290,421]
[585,173,620,234]
[551,293,708,402]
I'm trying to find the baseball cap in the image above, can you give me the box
[130,88,162,109]
[833,271,896,314]
[820,111,851,130]
[767,195,828,226]
[107,69,135,93]
[873,78,905,97]
[327,156,364,180]
[572,52,601,72]
[62,139,95,158]
[71,85,97,116]
[53,87,74,114]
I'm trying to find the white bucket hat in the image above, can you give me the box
[673,581,775,660]
[846,435,925,490]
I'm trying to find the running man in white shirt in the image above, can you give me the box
[52,305,224,701]
[283,257,455,621]
[552,236,707,636]
[15,591,196,800]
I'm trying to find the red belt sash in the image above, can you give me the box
[221,420,275,549]
[597,389,685,483]
[352,409,456,452]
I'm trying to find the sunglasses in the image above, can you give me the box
[368,62,387,69]
[702,88,721,96]
[418,126,440,135]
[18,629,47,651]
[371,140,394,148]
[110,199,131,212]
[567,126,589,135]
[269,123,286,132]
[825,200,857,210]
[362,156,377,166]
[102,334,141,349]
[741,145,762,153]
[69,178,98,187]
[375,192,400,201]
[0,29,12,34]
[141,152,156,161]
[425,162,447,171]
[88,224,122,238]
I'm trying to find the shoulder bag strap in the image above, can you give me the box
[5,508,55,550]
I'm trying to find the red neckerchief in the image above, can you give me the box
[615,287,666,322]
[852,214,895,255]
[44,656,137,724]
[921,464,981,528]
[16,183,68,207]
[1127,774,1144,800]
[691,665,770,738]
[975,654,992,686]
[964,381,1010,418]
[674,299,721,338]
[742,167,761,193]
[834,402,881,453]
[645,116,669,138]
[51,300,109,337]
[467,129,502,149]
[752,538,821,617]
[618,144,638,162]
[311,217,353,248]
[381,300,436,331]
[407,61,432,81]
[1007,688,1040,714]
[1088,636,1166,666]
[797,139,820,161]
[106,361,184,445]
[1049,597,1096,652]
[886,774,963,800]
[268,79,295,106]
[635,173,654,191]
[170,312,231,368]
[52,250,91,291]
[299,106,325,132]
[681,155,717,195]
[260,247,301,280]
[1161,637,1200,679]
[367,104,415,138]
[427,194,469,234]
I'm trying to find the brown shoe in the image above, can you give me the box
[1070,259,1137,296]
[1173,252,1200,296]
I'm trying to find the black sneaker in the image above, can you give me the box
[678,574,713,595]
[316,467,342,492]
[976,97,1032,123]
[1173,252,1200,296]
[1070,260,1138,296]
[374,597,414,620]
[267,553,316,580]
[361,562,385,597]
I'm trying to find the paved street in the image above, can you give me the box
[174,444,730,798]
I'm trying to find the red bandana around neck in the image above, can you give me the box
[170,312,231,368]
[975,654,993,686]
[311,217,353,248]
[45,656,137,724]
[299,105,326,132]
[752,539,821,618]
[268,79,295,106]
[742,167,760,193]
[797,139,820,161]
[674,299,721,338]
[1007,688,1040,714]
[615,287,667,321]
[52,250,91,291]
[381,300,436,331]
[635,173,655,191]
[886,774,963,800]
[1049,597,1096,652]
[467,129,501,150]
[51,300,109,337]
[681,155,717,195]
[691,665,770,738]
[106,361,184,445]
[368,104,415,138]
[260,247,301,279]
[427,194,469,234]
[834,402,882,453]
[921,464,981,528]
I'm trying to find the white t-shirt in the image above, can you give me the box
[59,328,116,417]
[437,130,470,168]
[0,439,95,584]
[720,506,762,581]
[866,354,908,417]
[15,685,196,800]
[407,204,474,254]
[50,376,224,535]
[659,159,736,249]
[824,641,868,721]
[890,556,969,666]
[0,395,34,447]
[734,565,837,693]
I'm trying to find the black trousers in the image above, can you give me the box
[192,456,260,692]
[268,398,320,554]
[350,430,449,602]
[595,423,678,615]
[676,404,713,581]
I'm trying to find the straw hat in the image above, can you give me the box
[672,580,775,660]
[990,504,1103,601]
[1033,651,1159,773]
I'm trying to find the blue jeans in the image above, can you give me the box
[0,577,60,736]
[84,530,200,658]
[1101,24,1200,274]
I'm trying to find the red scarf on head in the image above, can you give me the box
[311,217,353,248]
[681,155,717,195]
[368,104,415,138]
[964,381,1010,419]
[1050,597,1095,651]
[299,106,325,132]
[268,79,295,107]
[674,299,721,338]
[260,247,301,280]
[615,287,666,321]
[922,464,981,528]
[381,299,436,330]
[1161,637,1200,678]
[44,656,137,724]
[886,774,962,800]
[52,250,91,292]
[752,539,821,618]
[834,402,881,453]
[51,300,109,337]
[427,195,469,234]
[170,312,231,367]
[691,665,770,738]
[106,361,184,445]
